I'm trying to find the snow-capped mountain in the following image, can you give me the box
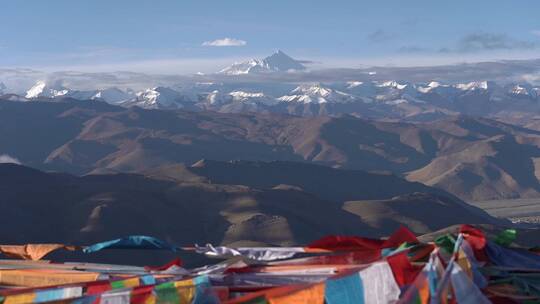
[5,78,538,121]
[25,80,71,99]
[65,88,133,104]
[454,81,491,91]
[507,84,538,98]
[90,88,134,104]
[510,84,529,95]
[340,81,377,98]
[415,81,462,97]
[229,91,277,105]
[0,82,6,95]
[219,50,306,75]
[417,81,444,93]
[131,87,192,109]
[203,90,232,106]
[278,84,355,104]
[202,90,277,106]
[376,80,421,97]
[377,80,409,90]
[346,81,364,89]
[24,81,133,104]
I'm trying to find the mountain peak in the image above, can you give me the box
[263,50,305,71]
[268,49,291,59]
[25,80,70,99]
[270,49,286,56]
[219,50,306,75]
[454,81,492,91]
[129,86,193,109]
[279,83,354,104]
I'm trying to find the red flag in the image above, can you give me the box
[387,251,422,287]
[130,285,154,304]
[144,257,183,271]
[460,225,488,262]
[383,226,418,248]
[307,235,384,251]
[308,226,418,252]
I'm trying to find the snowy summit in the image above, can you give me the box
[219,50,306,75]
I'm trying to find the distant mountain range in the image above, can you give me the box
[24,80,134,104]
[1,52,538,121]
[0,161,500,261]
[1,53,539,264]
[2,52,540,203]
[3,99,540,201]
[3,77,540,124]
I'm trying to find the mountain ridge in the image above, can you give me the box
[0,162,502,254]
[3,99,540,201]
[10,78,540,122]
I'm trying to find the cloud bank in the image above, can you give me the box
[202,38,247,47]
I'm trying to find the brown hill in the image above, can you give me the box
[406,119,540,201]
[187,159,441,201]
[343,193,498,236]
[4,99,540,200]
[0,162,502,265]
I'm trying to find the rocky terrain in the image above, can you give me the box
[3,99,540,201]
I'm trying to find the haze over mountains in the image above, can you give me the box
[2,52,539,127]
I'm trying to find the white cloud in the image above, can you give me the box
[0,154,21,164]
[202,38,247,47]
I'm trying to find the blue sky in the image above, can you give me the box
[1,0,539,73]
